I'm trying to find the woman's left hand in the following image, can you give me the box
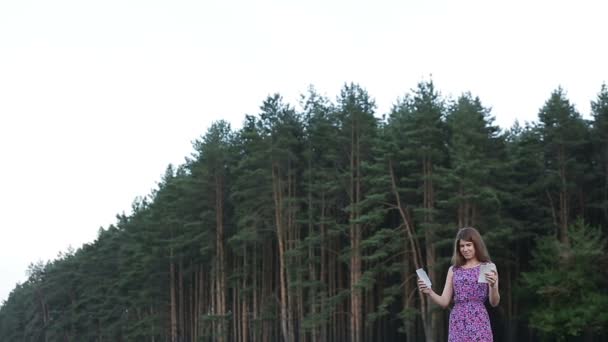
[485,271,498,288]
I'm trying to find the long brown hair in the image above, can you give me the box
[451,227,491,267]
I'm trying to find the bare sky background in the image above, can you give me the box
[1,0,606,302]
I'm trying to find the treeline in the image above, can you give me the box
[1,81,607,342]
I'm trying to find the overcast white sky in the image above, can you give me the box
[0,0,606,302]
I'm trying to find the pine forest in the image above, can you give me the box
[1,81,607,342]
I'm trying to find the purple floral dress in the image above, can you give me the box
[449,264,493,342]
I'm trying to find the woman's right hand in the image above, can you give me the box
[418,279,431,295]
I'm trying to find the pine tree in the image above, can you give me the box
[498,122,547,341]
[299,86,342,341]
[385,94,428,340]
[188,120,235,342]
[537,87,589,244]
[230,114,276,342]
[403,80,447,342]
[443,93,502,228]
[257,94,305,342]
[335,83,378,342]
[590,84,608,228]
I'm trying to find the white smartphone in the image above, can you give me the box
[478,263,497,283]
[416,268,432,288]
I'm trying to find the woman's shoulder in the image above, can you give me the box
[446,265,455,278]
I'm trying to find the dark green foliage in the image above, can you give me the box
[522,221,608,339]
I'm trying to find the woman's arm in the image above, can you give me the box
[486,269,500,307]
[418,267,454,308]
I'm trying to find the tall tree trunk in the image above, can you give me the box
[215,174,227,342]
[232,266,239,342]
[241,247,249,342]
[349,120,363,342]
[350,226,362,342]
[402,248,416,341]
[262,243,272,342]
[307,165,320,342]
[320,194,329,342]
[170,248,178,342]
[338,240,347,342]
[423,157,437,342]
[192,268,197,342]
[272,163,292,342]
[198,265,205,342]
[287,166,299,342]
[328,234,336,342]
[178,261,184,341]
[388,159,428,340]
[558,145,569,244]
[37,290,49,342]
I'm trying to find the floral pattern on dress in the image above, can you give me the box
[448,264,493,342]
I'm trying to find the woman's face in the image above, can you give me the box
[459,239,476,260]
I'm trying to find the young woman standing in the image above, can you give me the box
[418,227,499,341]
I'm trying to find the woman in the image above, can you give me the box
[418,227,499,342]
